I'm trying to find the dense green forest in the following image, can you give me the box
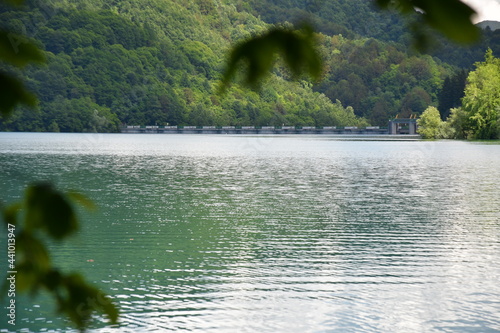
[239,0,409,43]
[418,49,500,140]
[0,0,498,132]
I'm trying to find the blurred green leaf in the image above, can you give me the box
[17,232,51,272]
[67,191,97,211]
[375,0,479,44]
[0,28,45,118]
[42,269,63,292]
[2,201,21,226]
[99,293,120,325]
[0,30,45,67]
[221,26,322,90]
[24,183,79,240]
[0,72,37,117]
[15,233,52,293]
[1,0,24,5]
[61,273,119,330]
[417,0,479,44]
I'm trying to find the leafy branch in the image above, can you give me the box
[221,25,321,90]
[0,30,45,117]
[0,0,119,330]
[375,0,480,44]
[1,183,119,332]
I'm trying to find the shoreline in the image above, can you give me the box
[120,125,420,139]
[122,125,409,135]
[0,131,422,140]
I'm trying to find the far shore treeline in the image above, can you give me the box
[1,0,500,136]
[418,49,500,140]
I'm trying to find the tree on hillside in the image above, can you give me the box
[437,69,468,120]
[401,86,431,116]
[462,49,500,139]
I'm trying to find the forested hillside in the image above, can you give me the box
[0,0,498,131]
[239,0,409,43]
[430,27,500,68]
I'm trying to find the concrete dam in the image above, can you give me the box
[121,119,418,136]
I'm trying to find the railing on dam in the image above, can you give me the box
[121,125,393,135]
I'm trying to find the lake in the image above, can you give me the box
[1,133,499,332]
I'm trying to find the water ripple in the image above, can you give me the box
[1,134,500,332]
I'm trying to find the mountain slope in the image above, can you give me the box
[2,0,496,130]
[240,0,410,43]
[477,20,500,31]
[1,0,370,131]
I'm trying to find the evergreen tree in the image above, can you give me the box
[437,69,467,120]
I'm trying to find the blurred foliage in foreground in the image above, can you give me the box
[1,183,119,331]
[1,0,118,330]
[0,21,44,117]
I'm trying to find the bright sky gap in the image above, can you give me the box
[462,0,500,22]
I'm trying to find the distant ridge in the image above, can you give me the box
[477,20,500,31]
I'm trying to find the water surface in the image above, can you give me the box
[1,133,499,332]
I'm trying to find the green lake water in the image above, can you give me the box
[1,133,499,332]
